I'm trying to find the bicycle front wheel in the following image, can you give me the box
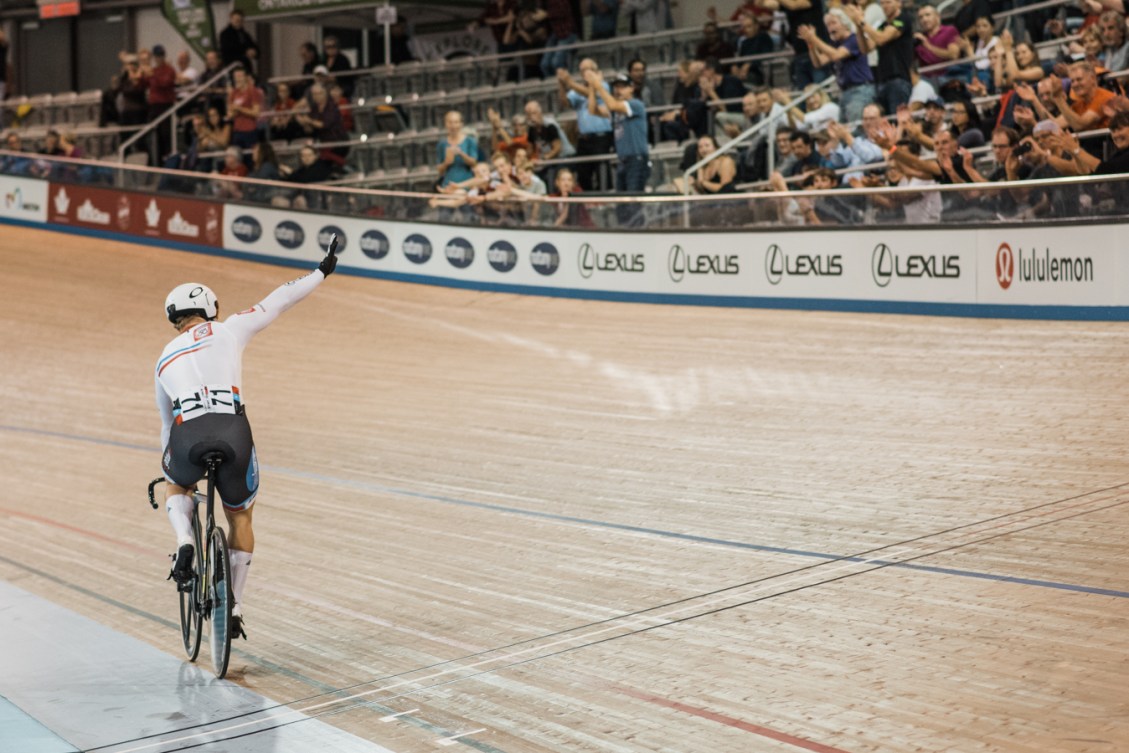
[206,526,233,679]
[179,515,204,661]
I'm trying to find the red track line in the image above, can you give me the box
[0,506,160,557]
[612,684,856,753]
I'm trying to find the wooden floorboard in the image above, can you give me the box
[1,226,1127,753]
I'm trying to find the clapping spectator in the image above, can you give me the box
[436,109,482,188]
[192,105,231,171]
[148,45,178,162]
[117,53,149,129]
[798,8,874,123]
[778,0,830,90]
[294,83,349,166]
[585,70,650,223]
[847,0,914,113]
[781,84,841,133]
[269,82,301,141]
[964,16,999,93]
[998,30,1045,89]
[558,58,613,190]
[227,66,264,154]
[487,106,532,159]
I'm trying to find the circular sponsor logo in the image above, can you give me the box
[318,225,346,254]
[487,240,518,273]
[578,242,595,279]
[764,244,783,285]
[530,242,560,276]
[360,229,389,259]
[232,215,262,243]
[669,244,686,283]
[275,220,305,250]
[403,233,432,264]
[117,195,132,231]
[444,237,474,269]
[871,243,893,288]
[995,242,1014,290]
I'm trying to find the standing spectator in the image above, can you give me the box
[540,0,580,78]
[295,83,349,167]
[779,0,829,90]
[732,13,776,86]
[586,71,651,218]
[622,0,671,34]
[847,0,914,114]
[471,0,517,44]
[174,50,199,97]
[117,54,150,130]
[505,3,549,81]
[148,45,178,163]
[799,8,875,123]
[914,5,964,84]
[199,50,227,111]
[558,58,613,190]
[436,109,482,187]
[219,10,258,76]
[227,66,264,154]
[1098,10,1129,72]
[322,36,355,98]
[586,0,620,40]
[292,42,320,101]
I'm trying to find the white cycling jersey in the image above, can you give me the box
[155,270,325,448]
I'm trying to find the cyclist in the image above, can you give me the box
[156,247,337,639]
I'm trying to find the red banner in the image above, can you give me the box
[47,184,222,247]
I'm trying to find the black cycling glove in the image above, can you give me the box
[319,234,339,277]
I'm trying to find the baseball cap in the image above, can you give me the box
[924,96,945,109]
[313,64,329,76]
[152,44,166,57]
[611,73,633,87]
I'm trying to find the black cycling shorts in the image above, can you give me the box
[162,410,259,512]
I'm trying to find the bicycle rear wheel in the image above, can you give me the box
[178,513,204,661]
[207,526,233,679]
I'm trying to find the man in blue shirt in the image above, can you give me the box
[798,9,875,124]
[587,71,651,225]
[558,58,614,191]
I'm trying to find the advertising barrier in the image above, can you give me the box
[0,172,1122,319]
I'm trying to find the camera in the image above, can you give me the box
[1012,142,1033,157]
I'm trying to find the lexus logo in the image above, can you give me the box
[578,242,595,279]
[871,243,893,287]
[764,244,783,285]
[996,242,1014,290]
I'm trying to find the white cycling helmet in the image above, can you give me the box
[165,282,218,324]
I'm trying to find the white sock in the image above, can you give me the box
[166,494,194,549]
[229,549,253,610]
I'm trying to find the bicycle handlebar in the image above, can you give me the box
[148,477,164,509]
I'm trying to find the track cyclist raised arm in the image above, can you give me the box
[155,240,339,640]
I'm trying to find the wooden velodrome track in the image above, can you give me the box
[1,223,1128,753]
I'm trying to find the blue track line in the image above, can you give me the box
[3,423,1127,600]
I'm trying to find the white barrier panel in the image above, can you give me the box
[227,203,1122,307]
[0,177,48,223]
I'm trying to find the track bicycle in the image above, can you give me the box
[148,453,233,679]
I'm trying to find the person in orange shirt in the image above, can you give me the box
[1052,61,1115,133]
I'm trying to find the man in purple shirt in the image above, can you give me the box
[914,4,966,84]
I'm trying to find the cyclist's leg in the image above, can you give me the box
[224,505,254,613]
[163,430,205,582]
[215,417,257,626]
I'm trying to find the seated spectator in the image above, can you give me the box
[898,96,946,150]
[823,119,884,181]
[949,98,986,147]
[291,42,320,102]
[799,8,874,124]
[548,167,593,227]
[295,83,349,166]
[963,16,999,92]
[673,134,738,193]
[1,131,37,176]
[330,83,354,132]
[964,125,1030,217]
[487,107,532,160]
[41,130,65,156]
[908,69,939,111]
[1054,110,1129,208]
[719,91,762,143]
[322,35,354,98]
[1098,10,1129,73]
[269,82,302,142]
[850,104,892,160]
[774,126,798,175]
[868,145,943,224]
[659,59,706,142]
[214,145,249,200]
[787,167,863,225]
[696,22,735,61]
[525,99,574,170]
[998,31,1046,89]
[732,12,775,86]
[914,4,965,84]
[699,57,749,126]
[874,122,986,218]
[191,106,231,171]
[1050,61,1116,137]
[243,139,282,203]
[436,109,482,188]
[782,84,841,133]
[1000,120,1075,217]
[280,143,335,208]
[952,0,992,38]
[787,130,822,176]
[512,162,548,197]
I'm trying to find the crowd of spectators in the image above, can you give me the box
[3,0,1129,225]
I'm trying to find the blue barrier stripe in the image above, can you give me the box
[2,423,1126,599]
[4,216,1128,321]
[0,695,80,753]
